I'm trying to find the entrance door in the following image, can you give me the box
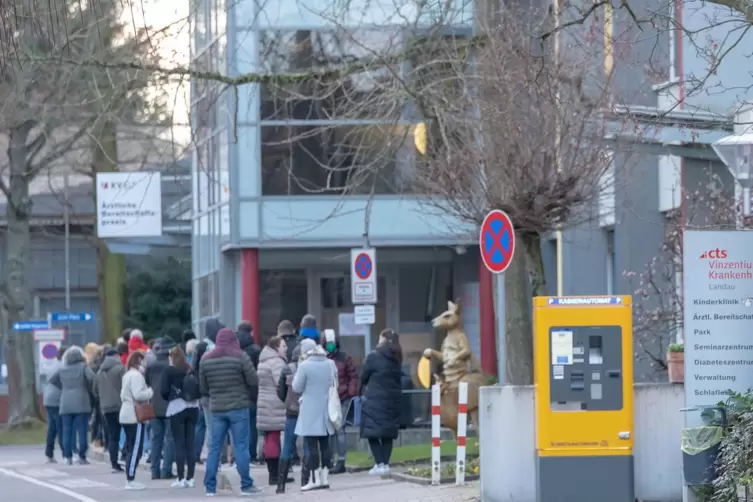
[316,274,387,367]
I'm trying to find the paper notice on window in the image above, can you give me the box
[551,330,574,365]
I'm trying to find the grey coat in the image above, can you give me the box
[94,355,125,413]
[256,346,287,431]
[292,348,336,437]
[42,360,63,407]
[49,347,95,415]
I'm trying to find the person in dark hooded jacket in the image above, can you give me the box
[94,346,125,471]
[144,336,176,479]
[192,338,210,464]
[359,329,403,476]
[236,321,261,464]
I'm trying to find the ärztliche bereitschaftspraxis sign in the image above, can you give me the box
[684,231,753,427]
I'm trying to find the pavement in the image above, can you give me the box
[0,444,481,502]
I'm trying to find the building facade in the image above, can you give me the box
[190,0,753,379]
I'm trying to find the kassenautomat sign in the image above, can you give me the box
[684,231,753,426]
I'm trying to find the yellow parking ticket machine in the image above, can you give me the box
[533,296,634,502]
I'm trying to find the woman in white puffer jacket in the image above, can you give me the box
[119,351,153,491]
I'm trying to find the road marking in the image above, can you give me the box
[0,468,100,502]
[55,478,110,488]
[16,468,70,478]
[0,461,29,467]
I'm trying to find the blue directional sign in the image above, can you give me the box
[13,320,50,331]
[547,297,623,306]
[51,312,94,322]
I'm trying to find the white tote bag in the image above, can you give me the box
[328,360,343,430]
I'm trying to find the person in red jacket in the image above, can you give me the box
[128,329,149,360]
[321,329,358,474]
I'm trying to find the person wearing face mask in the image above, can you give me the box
[321,329,358,474]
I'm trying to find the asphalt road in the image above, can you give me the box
[0,444,479,501]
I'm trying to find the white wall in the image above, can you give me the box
[479,384,685,502]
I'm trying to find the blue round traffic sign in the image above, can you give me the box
[41,343,58,360]
[354,253,373,280]
[480,209,515,274]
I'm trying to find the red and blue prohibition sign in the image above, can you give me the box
[480,209,516,274]
[41,343,58,360]
[354,253,373,280]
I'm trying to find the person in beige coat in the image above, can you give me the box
[256,336,288,484]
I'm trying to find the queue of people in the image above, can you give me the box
[42,315,406,496]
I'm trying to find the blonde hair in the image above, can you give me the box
[186,338,199,356]
[84,343,100,363]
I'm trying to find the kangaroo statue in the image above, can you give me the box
[423,300,485,438]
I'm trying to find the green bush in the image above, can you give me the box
[712,390,753,501]
[668,343,684,353]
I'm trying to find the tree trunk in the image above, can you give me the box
[92,120,124,344]
[501,232,548,386]
[3,123,42,426]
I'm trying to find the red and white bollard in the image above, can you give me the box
[431,384,441,485]
[455,381,468,485]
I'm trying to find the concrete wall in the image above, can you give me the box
[479,384,685,502]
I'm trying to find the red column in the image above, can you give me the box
[478,254,498,376]
[240,248,260,344]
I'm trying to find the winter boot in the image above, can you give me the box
[301,468,319,492]
[331,460,346,475]
[276,459,289,494]
[319,467,330,489]
[267,458,279,485]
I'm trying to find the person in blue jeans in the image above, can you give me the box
[199,327,261,496]
[194,405,206,463]
[145,337,176,479]
[48,346,95,465]
[43,346,67,463]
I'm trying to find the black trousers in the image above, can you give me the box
[103,412,121,468]
[170,408,199,481]
[368,438,394,465]
[304,436,332,471]
[123,423,146,482]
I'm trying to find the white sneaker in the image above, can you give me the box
[301,469,319,491]
[125,481,146,490]
[186,479,195,488]
[171,479,187,488]
[320,467,330,488]
[382,465,391,476]
[368,464,384,476]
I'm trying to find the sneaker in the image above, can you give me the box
[125,481,146,490]
[171,479,187,488]
[186,479,195,488]
[45,457,57,464]
[382,465,391,476]
[111,465,124,473]
[240,486,263,496]
[65,458,73,466]
[205,492,216,497]
[330,461,346,475]
[368,464,384,476]
[76,458,89,465]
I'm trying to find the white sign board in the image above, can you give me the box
[96,171,163,238]
[684,231,753,427]
[350,248,377,304]
[338,313,368,337]
[33,328,66,342]
[37,341,61,376]
[354,305,375,325]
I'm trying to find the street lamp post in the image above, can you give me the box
[712,134,753,218]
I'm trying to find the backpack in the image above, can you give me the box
[180,370,200,401]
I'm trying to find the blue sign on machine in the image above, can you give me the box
[51,312,94,322]
[13,320,50,331]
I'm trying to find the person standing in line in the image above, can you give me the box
[161,346,201,488]
[115,339,130,461]
[144,336,176,479]
[256,336,289,485]
[199,328,261,497]
[180,329,197,355]
[359,329,404,476]
[293,338,336,491]
[235,321,261,464]
[191,339,208,465]
[49,346,95,465]
[85,344,105,448]
[43,345,68,463]
[94,346,125,472]
[120,351,154,491]
[320,329,359,474]
[193,318,224,464]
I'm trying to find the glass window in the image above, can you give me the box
[193,0,209,52]
[220,204,231,243]
[259,270,307,343]
[196,142,210,212]
[259,28,404,121]
[261,124,406,195]
[199,214,210,275]
[253,0,472,28]
[199,275,212,317]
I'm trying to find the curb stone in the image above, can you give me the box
[88,445,232,490]
[389,471,481,485]
[346,453,480,473]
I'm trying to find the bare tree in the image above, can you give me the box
[627,182,738,375]
[0,0,170,426]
